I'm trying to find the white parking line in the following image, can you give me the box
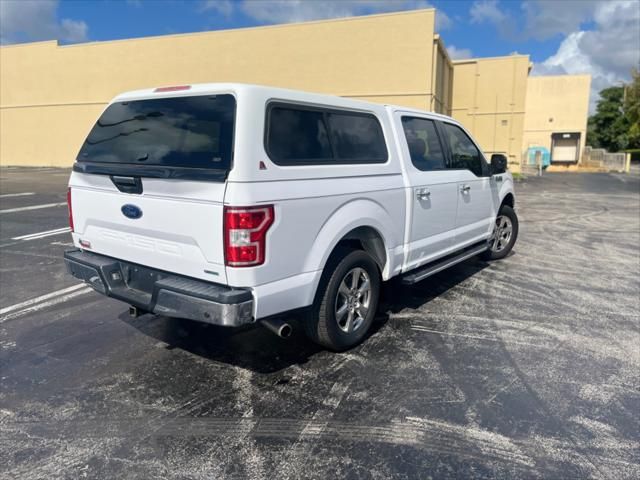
[12,227,71,241]
[0,192,35,198]
[0,284,89,316]
[0,287,93,324]
[0,202,66,214]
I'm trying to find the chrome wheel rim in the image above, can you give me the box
[335,267,371,333]
[491,215,513,252]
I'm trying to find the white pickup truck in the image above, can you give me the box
[64,83,518,351]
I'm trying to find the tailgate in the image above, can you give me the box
[69,172,227,284]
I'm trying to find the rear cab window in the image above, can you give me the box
[265,103,387,165]
[76,94,236,180]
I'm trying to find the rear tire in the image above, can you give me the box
[483,204,518,260]
[304,249,381,351]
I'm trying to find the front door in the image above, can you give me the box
[397,114,462,272]
[439,121,495,248]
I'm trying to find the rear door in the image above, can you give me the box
[439,121,495,248]
[69,93,236,284]
[397,114,461,271]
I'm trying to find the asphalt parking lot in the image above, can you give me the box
[1,167,639,479]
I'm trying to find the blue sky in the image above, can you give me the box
[1,0,639,110]
[53,0,576,62]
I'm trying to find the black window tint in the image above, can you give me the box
[401,117,446,171]
[77,95,235,171]
[266,104,387,165]
[442,123,484,176]
[326,113,387,161]
[267,107,332,163]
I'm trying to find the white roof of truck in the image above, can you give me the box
[112,82,457,123]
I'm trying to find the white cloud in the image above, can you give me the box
[59,18,88,43]
[469,0,617,40]
[200,0,235,17]
[447,45,473,60]
[201,0,451,30]
[435,9,452,31]
[469,0,515,37]
[521,0,599,40]
[0,0,88,45]
[470,0,506,25]
[531,0,640,112]
[469,0,639,111]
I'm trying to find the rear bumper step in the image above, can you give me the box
[64,249,253,327]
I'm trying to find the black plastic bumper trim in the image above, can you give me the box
[63,249,252,309]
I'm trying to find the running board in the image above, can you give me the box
[401,242,489,285]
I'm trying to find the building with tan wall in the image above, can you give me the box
[0,8,589,171]
[0,9,454,167]
[523,75,591,166]
[450,55,531,170]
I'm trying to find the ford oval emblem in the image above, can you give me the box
[121,204,143,219]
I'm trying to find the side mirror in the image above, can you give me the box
[490,154,508,175]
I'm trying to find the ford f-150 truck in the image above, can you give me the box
[64,83,518,351]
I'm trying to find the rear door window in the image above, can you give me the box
[77,94,236,171]
[401,117,446,171]
[266,104,387,165]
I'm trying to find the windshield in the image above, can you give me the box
[77,94,235,171]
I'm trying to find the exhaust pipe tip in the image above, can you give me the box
[261,318,292,338]
[129,305,147,318]
[279,323,292,339]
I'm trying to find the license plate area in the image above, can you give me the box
[122,263,166,294]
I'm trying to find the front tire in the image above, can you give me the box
[483,204,518,260]
[304,249,381,351]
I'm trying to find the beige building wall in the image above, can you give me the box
[451,55,531,170]
[0,8,589,171]
[523,75,591,164]
[1,10,444,167]
[431,35,453,116]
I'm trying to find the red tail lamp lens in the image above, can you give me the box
[67,187,74,232]
[224,205,274,267]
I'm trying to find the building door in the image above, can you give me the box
[551,133,580,163]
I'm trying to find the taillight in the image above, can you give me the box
[224,205,274,267]
[67,187,74,232]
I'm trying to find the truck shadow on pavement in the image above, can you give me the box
[379,258,490,314]
[120,257,492,374]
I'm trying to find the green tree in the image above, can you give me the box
[587,86,628,152]
[623,69,640,149]
[587,70,640,152]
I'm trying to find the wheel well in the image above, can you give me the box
[501,193,515,209]
[332,226,386,273]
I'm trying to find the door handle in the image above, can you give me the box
[416,188,431,200]
[494,175,503,182]
[460,184,471,193]
[110,175,143,194]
